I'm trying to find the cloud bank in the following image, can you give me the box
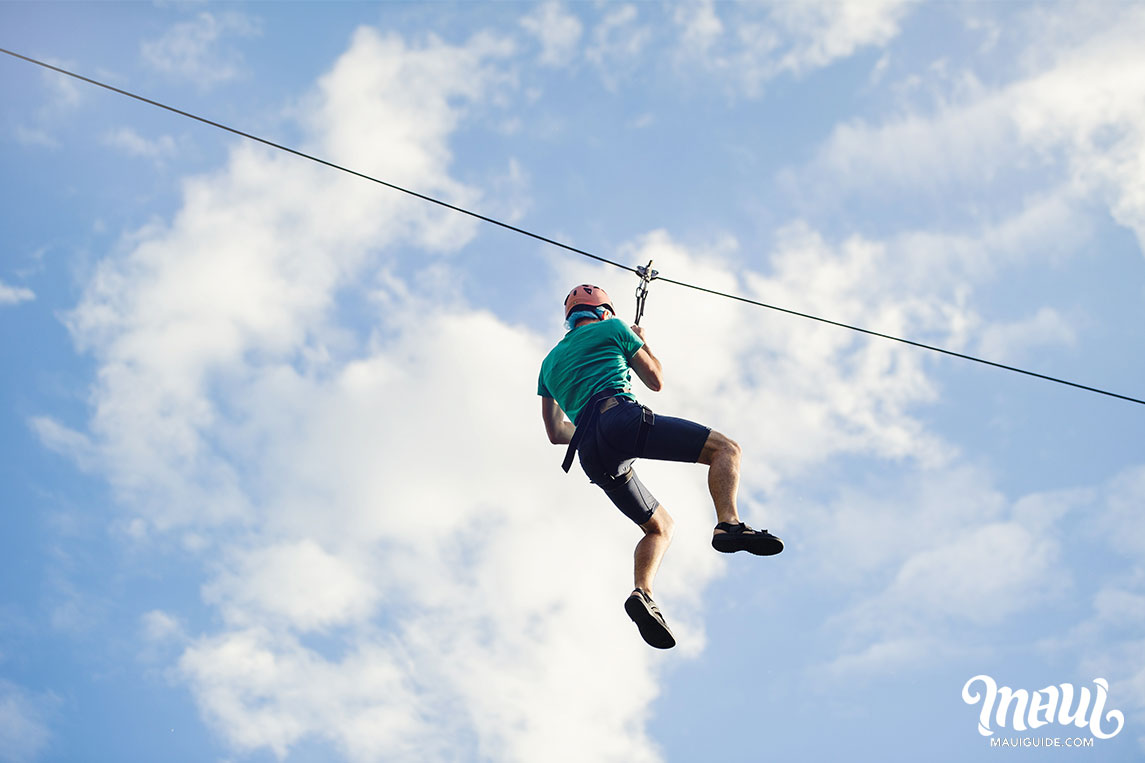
[31,4,1145,760]
[43,26,714,761]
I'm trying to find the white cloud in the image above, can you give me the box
[485,157,532,223]
[141,11,260,89]
[794,91,1010,196]
[671,0,915,97]
[520,1,583,67]
[302,27,515,218]
[772,175,1107,380]
[13,60,86,152]
[819,465,1145,684]
[12,126,59,149]
[178,627,432,759]
[769,0,915,75]
[812,479,1076,680]
[1029,466,1145,747]
[28,417,96,473]
[1014,13,1145,248]
[50,26,711,761]
[890,521,1061,622]
[977,306,1077,363]
[1095,464,1145,558]
[0,280,35,306]
[141,610,184,643]
[54,27,516,533]
[586,4,652,90]
[673,0,723,57]
[815,635,950,680]
[39,60,83,111]
[0,680,56,763]
[163,303,707,760]
[102,127,178,161]
[795,4,1145,250]
[628,113,655,130]
[602,225,960,485]
[203,540,380,631]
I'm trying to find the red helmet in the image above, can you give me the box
[563,284,614,318]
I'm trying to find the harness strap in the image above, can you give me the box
[634,405,655,455]
[561,389,626,473]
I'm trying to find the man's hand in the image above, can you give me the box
[630,324,646,341]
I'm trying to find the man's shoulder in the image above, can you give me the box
[539,342,558,374]
[603,318,642,350]
[540,333,573,373]
[594,318,632,340]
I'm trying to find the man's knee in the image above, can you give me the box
[700,430,741,465]
[722,435,742,461]
[642,506,675,539]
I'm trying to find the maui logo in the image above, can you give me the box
[962,675,1125,740]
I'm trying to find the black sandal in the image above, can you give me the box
[624,588,676,649]
[711,522,784,556]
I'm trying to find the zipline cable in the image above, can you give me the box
[655,275,1145,406]
[0,47,635,276]
[3,46,1142,407]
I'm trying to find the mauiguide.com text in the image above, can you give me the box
[990,737,1095,748]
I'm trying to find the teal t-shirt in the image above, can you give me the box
[537,318,644,424]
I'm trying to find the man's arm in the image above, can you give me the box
[629,325,663,391]
[541,396,575,445]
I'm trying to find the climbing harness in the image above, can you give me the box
[562,388,627,472]
[560,390,657,473]
[633,260,658,327]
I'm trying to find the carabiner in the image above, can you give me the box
[633,259,659,326]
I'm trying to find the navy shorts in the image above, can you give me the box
[577,399,712,525]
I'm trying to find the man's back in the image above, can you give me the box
[538,319,642,424]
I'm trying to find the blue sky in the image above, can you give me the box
[2,2,1144,761]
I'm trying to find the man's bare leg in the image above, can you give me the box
[627,506,677,649]
[634,506,675,597]
[699,430,784,554]
[698,430,742,527]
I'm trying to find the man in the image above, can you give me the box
[538,283,783,649]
